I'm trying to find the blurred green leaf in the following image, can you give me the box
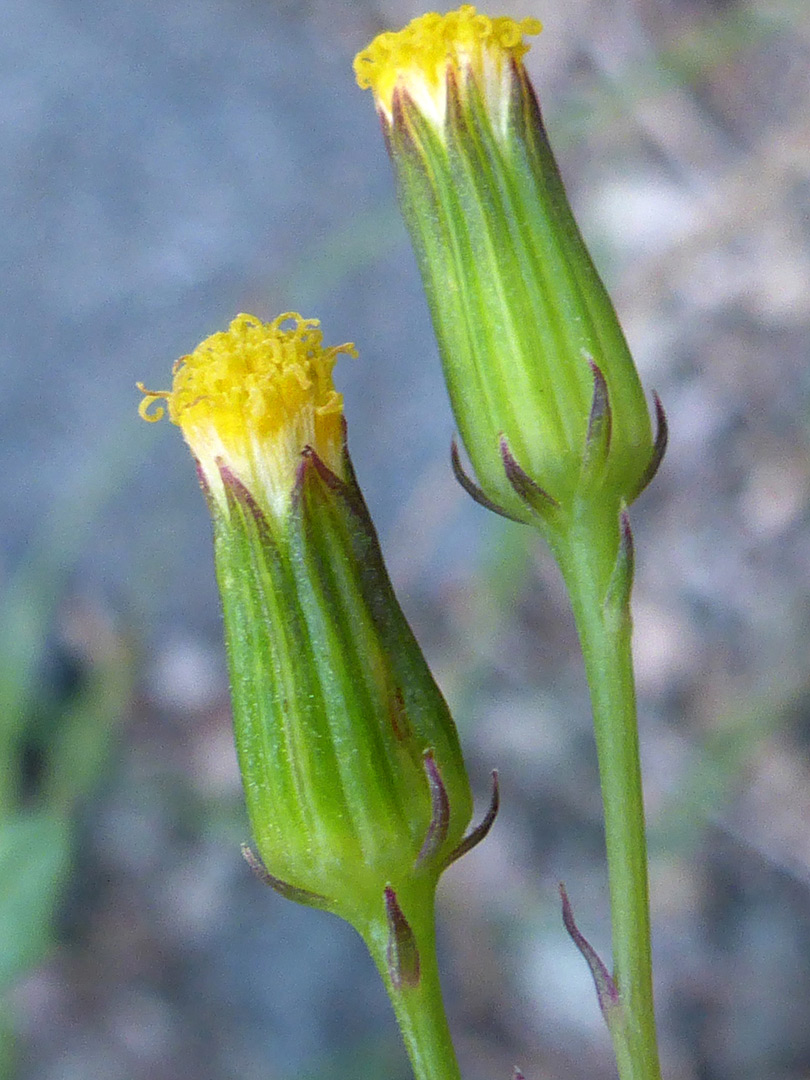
[0,812,71,992]
[40,618,133,816]
[0,422,139,813]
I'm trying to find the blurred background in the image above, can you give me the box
[2,0,810,1077]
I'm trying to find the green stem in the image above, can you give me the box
[553,502,662,1080]
[363,891,463,1080]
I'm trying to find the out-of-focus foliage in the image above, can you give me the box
[0,474,134,1071]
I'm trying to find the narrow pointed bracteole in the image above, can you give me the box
[445,770,499,867]
[633,391,668,499]
[193,457,215,511]
[500,436,560,517]
[241,845,330,909]
[298,442,345,491]
[293,443,347,518]
[450,438,526,524]
[219,461,267,526]
[581,358,613,478]
[603,506,635,616]
[415,750,450,868]
[384,886,421,990]
[295,430,380,530]
[559,882,621,1023]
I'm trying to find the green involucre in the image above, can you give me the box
[387,61,655,522]
[210,446,473,934]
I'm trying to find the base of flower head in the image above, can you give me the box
[451,362,668,530]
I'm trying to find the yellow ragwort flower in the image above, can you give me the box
[139,311,487,975]
[138,313,356,519]
[355,6,661,524]
[353,4,541,129]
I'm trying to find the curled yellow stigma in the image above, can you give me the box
[139,313,357,515]
[354,5,541,123]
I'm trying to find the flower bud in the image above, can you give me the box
[355,6,664,525]
[139,313,483,937]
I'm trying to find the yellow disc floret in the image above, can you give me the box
[138,313,357,518]
[354,5,541,125]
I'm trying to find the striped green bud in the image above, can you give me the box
[139,313,491,951]
[355,6,665,528]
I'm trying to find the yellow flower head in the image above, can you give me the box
[138,313,357,517]
[354,5,541,127]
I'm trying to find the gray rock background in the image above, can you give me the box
[3,0,810,1078]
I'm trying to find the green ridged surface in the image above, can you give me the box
[388,64,654,517]
[211,451,472,929]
